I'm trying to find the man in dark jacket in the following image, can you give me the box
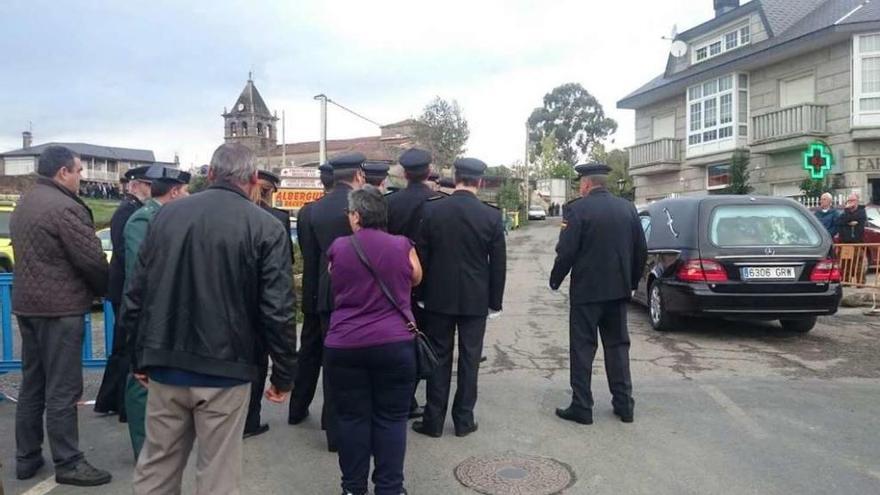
[296,153,365,451]
[122,143,297,494]
[814,193,840,238]
[838,193,867,243]
[94,165,151,417]
[245,169,294,438]
[288,163,333,425]
[10,146,112,486]
[413,157,507,439]
[386,148,440,419]
[550,163,648,426]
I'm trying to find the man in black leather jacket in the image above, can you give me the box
[121,143,297,494]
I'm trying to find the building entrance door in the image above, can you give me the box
[870,178,880,205]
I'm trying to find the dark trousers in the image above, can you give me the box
[409,304,427,412]
[245,340,269,432]
[15,316,86,471]
[318,315,337,448]
[94,303,128,418]
[289,312,322,420]
[569,300,633,414]
[324,341,417,495]
[421,311,487,434]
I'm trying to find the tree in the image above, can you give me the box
[720,150,753,195]
[414,97,470,169]
[800,177,832,198]
[535,134,573,180]
[591,144,633,200]
[528,83,617,164]
[496,179,523,213]
[188,174,209,194]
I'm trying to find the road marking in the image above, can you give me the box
[20,477,57,495]
[701,384,769,440]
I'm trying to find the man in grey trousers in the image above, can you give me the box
[9,145,112,486]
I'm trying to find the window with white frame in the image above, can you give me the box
[854,33,880,126]
[707,163,731,190]
[693,24,750,63]
[687,74,748,149]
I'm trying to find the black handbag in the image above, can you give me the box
[349,236,439,379]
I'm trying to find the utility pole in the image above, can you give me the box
[314,94,328,164]
[281,110,286,169]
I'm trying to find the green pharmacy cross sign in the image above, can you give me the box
[803,142,833,179]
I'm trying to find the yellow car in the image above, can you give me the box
[0,200,16,272]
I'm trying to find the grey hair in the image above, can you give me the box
[348,185,388,230]
[820,192,833,201]
[209,143,257,184]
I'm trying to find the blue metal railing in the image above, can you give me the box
[0,273,112,372]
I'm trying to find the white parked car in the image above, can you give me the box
[528,205,547,220]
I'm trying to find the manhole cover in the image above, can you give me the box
[454,453,575,495]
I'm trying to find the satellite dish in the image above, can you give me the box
[670,40,688,58]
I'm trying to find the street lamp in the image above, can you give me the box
[617,178,626,192]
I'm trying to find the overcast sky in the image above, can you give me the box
[0,0,729,169]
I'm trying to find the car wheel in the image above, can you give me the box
[649,281,677,332]
[780,317,817,333]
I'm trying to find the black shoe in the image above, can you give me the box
[55,460,112,487]
[455,423,478,438]
[408,406,425,419]
[287,410,309,425]
[555,406,593,425]
[411,421,442,438]
[243,423,270,439]
[16,457,44,480]
[614,409,634,423]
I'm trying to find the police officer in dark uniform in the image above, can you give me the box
[549,163,647,425]
[412,157,506,438]
[245,170,295,438]
[363,161,390,190]
[293,153,365,451]
[94,165,151,416]
[288,163,334,426]
[386,148,440,419]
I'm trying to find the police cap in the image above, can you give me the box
[318,162,333,175]
[574,162,612,177]
[328,152,366,171]
[123,165,151,183]
[257,170,281,186]
[363,161,390,180]
[453,157,488,177]
[145,165,191,184]
[398,148,432,170]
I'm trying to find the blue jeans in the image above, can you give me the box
[324,340,416,495]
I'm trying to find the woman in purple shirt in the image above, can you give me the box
[325,186,422,495]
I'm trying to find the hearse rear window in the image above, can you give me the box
[710,205,821,247]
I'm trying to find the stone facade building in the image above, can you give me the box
[223,77,417,173]
[618,0,880,205]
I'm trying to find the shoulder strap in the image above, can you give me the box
[349,235,418,333]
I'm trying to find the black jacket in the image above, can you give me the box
[387,182,437,241]
[120,182,297,389]
[306,183,354,314]
[418,190,506,316]
[296,201,319,315]
[837,205,867,243]
[550,188,648,304]
[262,204,295,263]
[107,194,143,306]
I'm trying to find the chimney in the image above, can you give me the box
[22,131,32,149]
[714,0,740,17]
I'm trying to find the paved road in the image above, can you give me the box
[2,219,880,494]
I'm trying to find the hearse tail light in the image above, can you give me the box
[810,259,841,283]
[676,259,728,283]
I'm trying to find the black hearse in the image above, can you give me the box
[632,196,842,333]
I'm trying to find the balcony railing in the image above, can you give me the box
[628,138,682,175]
[751,103,829,145]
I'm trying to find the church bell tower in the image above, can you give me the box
[222,73,279,159]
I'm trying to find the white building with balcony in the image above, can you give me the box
[0,131,170,186]
[618,0,880,204]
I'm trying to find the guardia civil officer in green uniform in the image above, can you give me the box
[549,163,647,425]
[121,165,191,459]
[413,157,506,439]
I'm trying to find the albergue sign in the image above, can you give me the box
[273,188,324,210]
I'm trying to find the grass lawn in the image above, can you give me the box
[83,198,120,229]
